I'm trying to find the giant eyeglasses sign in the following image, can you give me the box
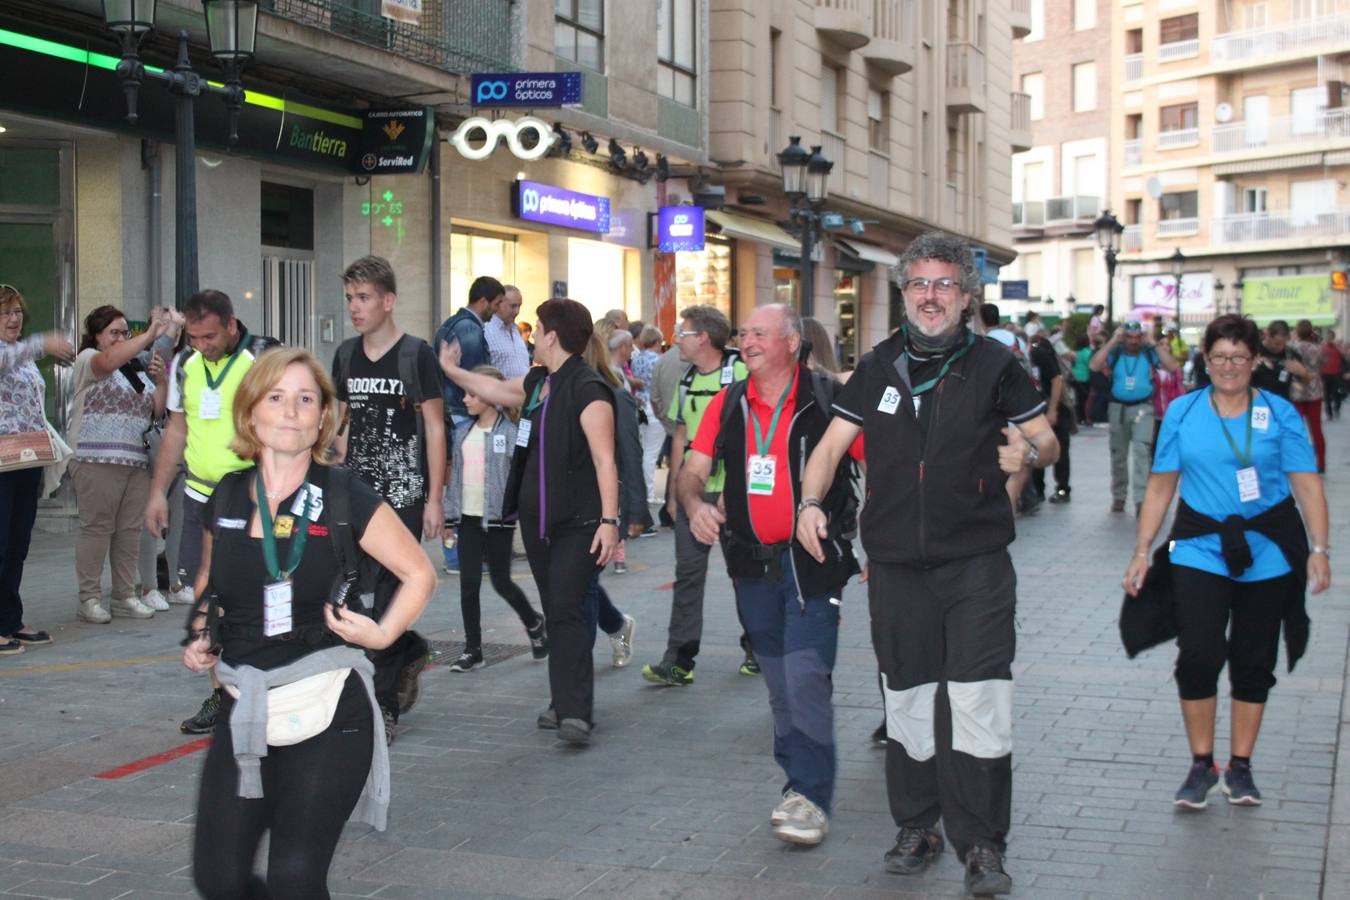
[512,180,610,233]
[448,116,557,161]
[470,72,582,108]
[656,206,705,253]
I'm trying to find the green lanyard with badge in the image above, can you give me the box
[255,474,313,637]
[747,379,793,495]
[198,345,244,420]
[1209,387,1261,503]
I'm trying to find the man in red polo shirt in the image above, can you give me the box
[678,304,863,848]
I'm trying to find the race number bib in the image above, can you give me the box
[747,454,777,495]
[493,433,508,454]
[721,365,735,385]
[1251,407,1269,431]
[878,386,901,415]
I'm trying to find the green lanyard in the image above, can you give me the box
[910,331,976,396]
[1208,387,1254,468]
[202,343,245,391]
[255,474,312,582]
[1122,353,1140,380]
[524,379,545,416]
[751,377,794,456]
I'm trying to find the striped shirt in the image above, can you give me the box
[484,315,530,378]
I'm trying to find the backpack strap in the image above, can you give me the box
[326,466,361,587]
[396,336,428,482]
[198,471,247,647]
[709,378,750,470]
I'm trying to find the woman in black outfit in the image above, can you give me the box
[439,298,620,745]
[183,349,434,898]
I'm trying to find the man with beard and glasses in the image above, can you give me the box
[797,231,1058,896]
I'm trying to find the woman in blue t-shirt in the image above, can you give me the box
[1123,314,1330,811]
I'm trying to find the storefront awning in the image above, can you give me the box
[705,211,800,252]
[834,238,901,268]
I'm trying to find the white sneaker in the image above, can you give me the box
[610,615,636,668]
[168,585,196,605]
[770,789,808,825]
[110,595,155,619]
[141,590,170,611]
[77,597,112,624]
[772,796,829,846]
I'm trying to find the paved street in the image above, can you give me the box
[1,418,1348,899]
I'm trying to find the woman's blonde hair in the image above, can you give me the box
[469,363,520,423]
[583,330,624,389]
[230,348,338,463]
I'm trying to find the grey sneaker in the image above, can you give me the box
[557,718,591,745]
[772,796,828,846]
[1222,763,1262,806]
[141,590,171,611]
[110,595,154,619]
[77,597,112,624]
[769,789,808,825]
[1173,762,1220,809]
[610,615,635,668]
[536,707,559,730]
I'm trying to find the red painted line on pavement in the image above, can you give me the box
[655,582,674,590]
[95,738,211,779]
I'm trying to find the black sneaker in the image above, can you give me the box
[396,652,429,715]
[536,707,559,730]
[964,844,1012,896]
[1222,762,1262,806]
[1173,761,1220,809]
[180,689,222,734]
[738,649,761,676]
[637,525,658,538]
[449,649,484,672]
[527,619,549,661]
[870,722,888,746]
[557,717,591,745]
[1048,489,1071,504]
[658,506,675,528]
[382,706,397,746]
[883,826,943,875]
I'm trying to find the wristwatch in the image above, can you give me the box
[599,517,620,528]
[797,498,824,515]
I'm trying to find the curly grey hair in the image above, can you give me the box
[896,231,981,297]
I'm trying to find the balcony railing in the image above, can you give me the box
[866,0,916,74]
[261,0,514,72]
[1124,138,1142,167]
[1124,53,1143,81]
[1045,195,1100,223]
[1157,217,1200,236]
[1011,91,1031,133]
[1212,14,1350,63]
[1212,107,1350,153]
[869,150,890,202]
[1212,208,1350,244]
[822,129,846,182]
[1123,224,1142,251]
[1158,38,1200,61]
[1013,200,1046,227]
[946,41,986,112]
[1157,127,1200,148]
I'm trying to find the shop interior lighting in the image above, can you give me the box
[580,131,599,154]
[608,138,628,171]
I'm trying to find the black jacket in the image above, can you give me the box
[715,366,860,599]
[1120,495,1311,669]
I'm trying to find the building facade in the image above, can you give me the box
[1004,0,1113,323]
[1109,0,1350,329]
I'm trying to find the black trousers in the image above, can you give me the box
[1030,412,1072,496]
[1172,565,1290,704]
[366,503,428,720]
[870,550,1016,857]
[456,516,540,648]
[521,520,597,724]
[193,674,374,899]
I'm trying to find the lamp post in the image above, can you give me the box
[1234,279,1244,317]
[1169,247,1186,329]
[1214,278,1226,315]
[1093,209,1125,328]
[778,136,833,317]
[103,0,257,309]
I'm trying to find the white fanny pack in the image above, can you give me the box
[224,668,351,746]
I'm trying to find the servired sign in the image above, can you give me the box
[512,180,610,233]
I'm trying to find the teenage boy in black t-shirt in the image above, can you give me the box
[1028,332,1072,502]
[332,256,446,744]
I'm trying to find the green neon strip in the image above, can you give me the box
[0,27,361,130]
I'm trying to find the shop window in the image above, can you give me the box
[0,148,60,207]
[675,237,734,325]
[450,231,516,311]
[567,237,627,321]
[657,0,696,107]
[556,0,604,71]
[834,271,860,369]
[261,182,314,251]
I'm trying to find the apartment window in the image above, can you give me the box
[1126,113,1143,139]
[821,65,843,134]
[1021,251,1043,298]
[556,0,604,71]
[1293,0,1334,18]
[657,0,696,106]
[1073,0,1096,31]
[1072,248,1096,303]
[1160,102,1198,131]
[1291,86,1324,134]
[1027,0,1044,40]
[1022,72,1045,120]
[946,116,961,183]
[1126,197,1142,224]
[1160,13,1199,44]
[770,29,781,107]
[1072,62,1097,112]
[1022,160,1047,201]
[1072,153,1099,196]
[1242,187,1268,213]
[1160,190,1198,220]
[1243,3,1267,28]
[1126,29,1143,53]
[868,89,890,150]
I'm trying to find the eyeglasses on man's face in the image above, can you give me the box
[105,328,132,339]
[676,329,701,339]
[901,277,960,296]
[1207,353,1252,368]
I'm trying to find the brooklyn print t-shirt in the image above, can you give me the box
[334,335,441,509]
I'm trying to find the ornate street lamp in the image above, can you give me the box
[103,1,257,309]
[779,137,833,317]
[1093,209,1124,327]
[1169,247,1186,328]
[1214,278,1226,315]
